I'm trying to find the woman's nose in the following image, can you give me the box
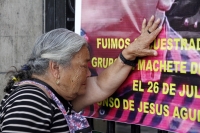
[87,68,91,77]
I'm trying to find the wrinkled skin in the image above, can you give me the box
[54,45,91,101]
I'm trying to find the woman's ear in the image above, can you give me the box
[49,61,60,79]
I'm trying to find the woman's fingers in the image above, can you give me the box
[141,16,162,42]
[151,26,162,37]
[124,15,162,59]
[148,18,161,34]
[141,18,147,33]
[139,49,158,56]
[142,15,161,35]
[145,15,155,31]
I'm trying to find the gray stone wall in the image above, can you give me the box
[0,0,43,100]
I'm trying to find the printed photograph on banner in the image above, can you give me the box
[75,0,200,132]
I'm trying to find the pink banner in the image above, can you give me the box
[76,0,200,132]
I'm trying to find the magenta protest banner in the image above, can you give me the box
[75,0,200,132]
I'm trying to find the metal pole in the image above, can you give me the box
[106,121,115,133]
[131,125,141,133]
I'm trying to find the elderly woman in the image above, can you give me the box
[0,16,161,133]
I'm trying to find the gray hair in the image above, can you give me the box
[27,28,87,75]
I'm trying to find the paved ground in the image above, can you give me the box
[116,123,174,133]
[116,123,158,133]
[93,119,172,133]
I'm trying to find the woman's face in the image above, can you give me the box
[58,45,91,101]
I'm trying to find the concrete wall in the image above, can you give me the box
[0,0,43,100]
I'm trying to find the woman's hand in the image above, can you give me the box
[122,15,162,60]
[72,15,162,112]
